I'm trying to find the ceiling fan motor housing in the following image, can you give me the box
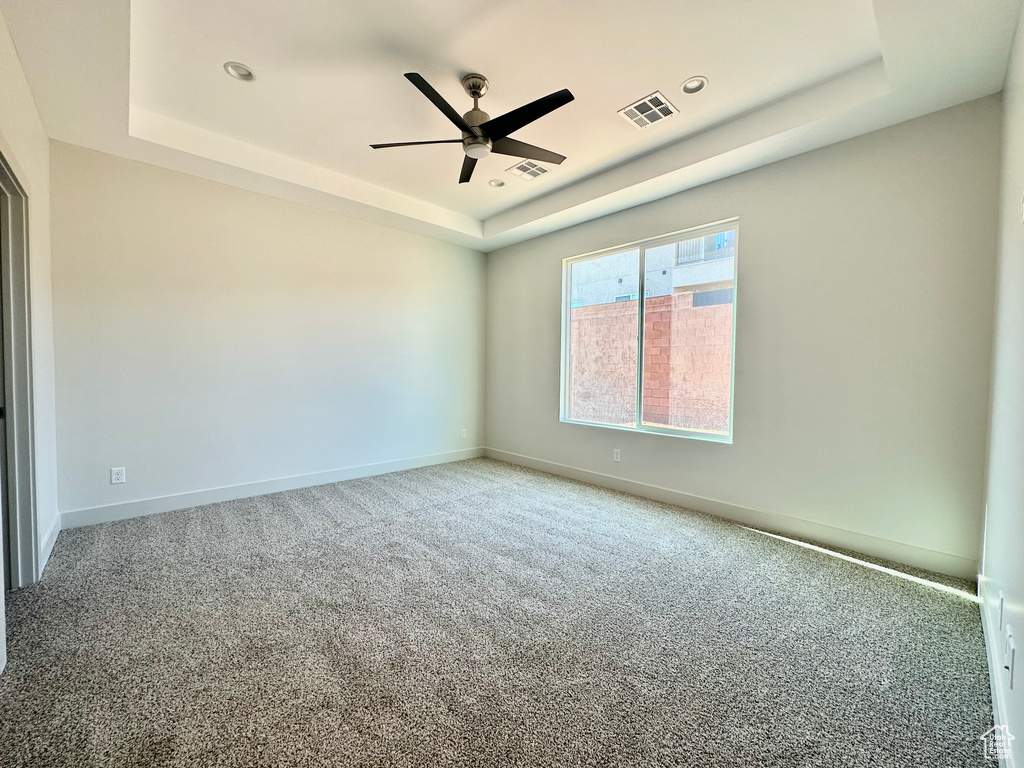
[462,107,491,158]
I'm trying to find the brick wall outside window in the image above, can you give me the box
[568,291,733,434]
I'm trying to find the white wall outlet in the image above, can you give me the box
[461,428,467,439]
[110,467,126,484]
[613,448,621,462]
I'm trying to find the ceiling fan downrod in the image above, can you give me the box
[460,74,492,159]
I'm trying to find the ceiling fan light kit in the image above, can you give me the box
[370,72,574,184]
[463,137,492,159]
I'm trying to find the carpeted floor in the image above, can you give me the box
[0,458,993,767]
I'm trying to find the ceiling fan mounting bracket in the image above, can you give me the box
[461,73,489,100]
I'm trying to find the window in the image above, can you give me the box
[561,220,738,442]
[693,287,734,307]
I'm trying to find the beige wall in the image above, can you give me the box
[486,97,1001,579]
[50,142,485,519]
[981,0,1024,754]
[0,10,60,670]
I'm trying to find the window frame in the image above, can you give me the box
[559,217,739,443]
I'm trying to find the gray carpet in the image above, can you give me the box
[0,458,992,767]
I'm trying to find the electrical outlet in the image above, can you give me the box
[461,428,467,439]
[613,448,621,462]
[110,467,126,484]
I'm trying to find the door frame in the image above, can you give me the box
[0,150,38,590]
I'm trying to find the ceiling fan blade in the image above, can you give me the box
[370,139,462,149]
[491,137,566,165]
[479,89,574,141]
[459,155,477,184]
[404,73,476,135]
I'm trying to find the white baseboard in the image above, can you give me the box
[38,512,61,573]
[980,577,1016,768]
[61,447,485,529]
[485,448,979,581]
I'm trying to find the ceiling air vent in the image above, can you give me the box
[506,159,550,180]
[618,91,678,129]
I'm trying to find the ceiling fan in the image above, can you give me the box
[371,73,574,184]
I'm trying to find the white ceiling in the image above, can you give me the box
[0,0,1020,250]
[129,0,880,220]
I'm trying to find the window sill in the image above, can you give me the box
[559,417,733,444]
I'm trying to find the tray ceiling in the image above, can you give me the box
[0,0,1020,249]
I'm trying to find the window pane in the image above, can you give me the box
[567,249,640,427]
[642,230,735,435]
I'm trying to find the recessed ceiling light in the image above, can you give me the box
[224,62,254,82]
[488,179,505,187]
[681,76,707,94]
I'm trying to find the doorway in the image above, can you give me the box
[0,150,38,592]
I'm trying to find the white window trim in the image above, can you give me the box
[559,217,739,443]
